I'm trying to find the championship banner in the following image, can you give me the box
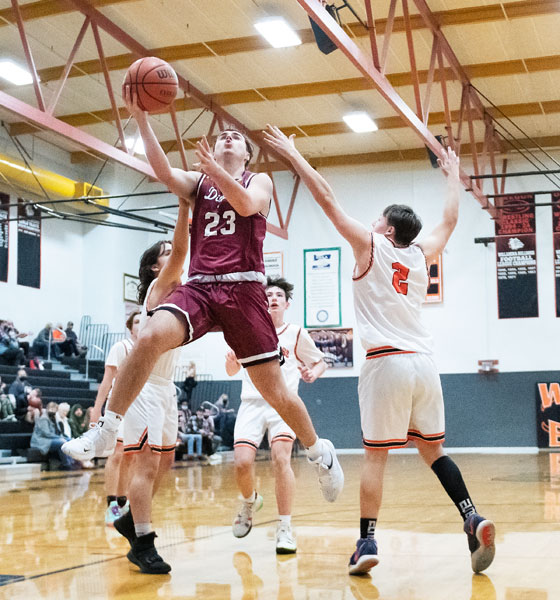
[536,382,560,448]
[552,192,560,317]
[495,193,538,319]
[17,199,41,289]
[0,193,9,283]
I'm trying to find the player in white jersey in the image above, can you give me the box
[226,277,326,554]
[90,310,140,526]
[264,125,496,575]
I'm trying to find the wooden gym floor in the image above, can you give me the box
[0,452,558,600]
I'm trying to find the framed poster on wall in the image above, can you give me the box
[425,254,443,303]
[308,327,353,368]
[264,251,284,278]
[304,247,341,328]
[123,273,140,303]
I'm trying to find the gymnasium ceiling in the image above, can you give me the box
[1,0,560,178]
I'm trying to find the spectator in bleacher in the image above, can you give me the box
[68,404,88,438]
[30,401,77,470]
[177,401,202,459]
[203,407,222,455]
[0,376,16,421]
[60,322,87,357]
[0,320,25,366]
[32,323,61,359]
[1,320,32,359]
[9,368,32,420]
[55,402,72,439]
[181,361,197,407]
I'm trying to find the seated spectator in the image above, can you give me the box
[52,323,67,354]
[55,402,72,439]
[203,407,222,455]
[30,401,77,470]
[68,404,88,438]
[9,368,32,421]
[32,323,60,359]
[1,319,31,359]
[0,376,16,421]
[0,320,25,366]
[26,388,43,427]
[177,401,202,459]
[60,322,86,357]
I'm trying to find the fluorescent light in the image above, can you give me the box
[254,18,302,48]
[0,60,36,86]
[125,136,145,155]
[343,112,378,133]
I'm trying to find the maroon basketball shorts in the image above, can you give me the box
[153,281,279,368]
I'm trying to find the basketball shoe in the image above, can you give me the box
[276,522,297,554]
[127,532,171,575]
[463,513,496,573]
[114,509,136,546]
[62,417,117,460]
[348,538,379,575]
[105,501,121,527]
[307,439,344,502]
[232,492,263,538]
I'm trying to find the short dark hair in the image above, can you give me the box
[383,204,422,246]
[215,129,254,168]
[125,310,141,332]
[266,277,294,301]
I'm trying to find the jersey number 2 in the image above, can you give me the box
[204,210,236,237]
[391,262,409,295]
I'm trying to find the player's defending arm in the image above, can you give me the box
[418,148,461,262]
[263,125,370,262]
[147,196,190,310]
[124,88,200,200]
[225,350,241,377]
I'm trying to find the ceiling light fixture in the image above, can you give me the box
[343,112,378,133]
[125,136,145,155]
[0,60,35,86]
[254,18,302,48]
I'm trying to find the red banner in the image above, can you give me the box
[552,192,560,317]
[495,193,538,319]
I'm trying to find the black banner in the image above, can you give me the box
[536,382,560,448]
[552,192,560,317]
[495,193,538,319]
[0,193,8,283]
[17,199,41,289]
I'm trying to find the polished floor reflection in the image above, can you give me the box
[0,452,558,599]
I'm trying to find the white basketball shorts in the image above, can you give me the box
[123,375,178,453]
[359,352,445,450]
[234,397,296,451]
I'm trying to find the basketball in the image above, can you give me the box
[123,57,178,114]
[27,395,42,410]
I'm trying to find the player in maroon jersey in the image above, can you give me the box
[63,89,344,505]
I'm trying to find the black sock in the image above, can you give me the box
[360,518,377,539]
[431,455,476,521]
[117,495,128,508]
[106,495,117,507]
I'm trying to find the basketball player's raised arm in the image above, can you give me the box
[147,196,190,310]
[194,137,272,216]
[418,147,461,262]
[263,125,370,260]
[124,88,200,201]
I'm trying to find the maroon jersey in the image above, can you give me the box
[189,171,268,277]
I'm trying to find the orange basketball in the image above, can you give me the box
[28,396,42,410]
[123,57,179,114]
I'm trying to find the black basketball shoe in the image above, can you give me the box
[127,532,171,575]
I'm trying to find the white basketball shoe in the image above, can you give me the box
[62,417,117,460]
[307,438,344,503]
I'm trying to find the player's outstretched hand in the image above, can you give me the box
[195,136,221,177]
[123,85,147,122]
[438,146,460,179]
[299,365,317,383]
[262,125,296,158]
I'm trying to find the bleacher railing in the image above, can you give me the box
[82,324,109,360]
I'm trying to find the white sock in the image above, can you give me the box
[134,522,152,537]
[243,490,257,504]
[102,410,123,432]
[306,437,322,460]
[278,515,291,525]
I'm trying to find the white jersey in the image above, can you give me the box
[353,232,433,354]
[240,322,324,401]
[141,279,181,381]
[106,338,134,370]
